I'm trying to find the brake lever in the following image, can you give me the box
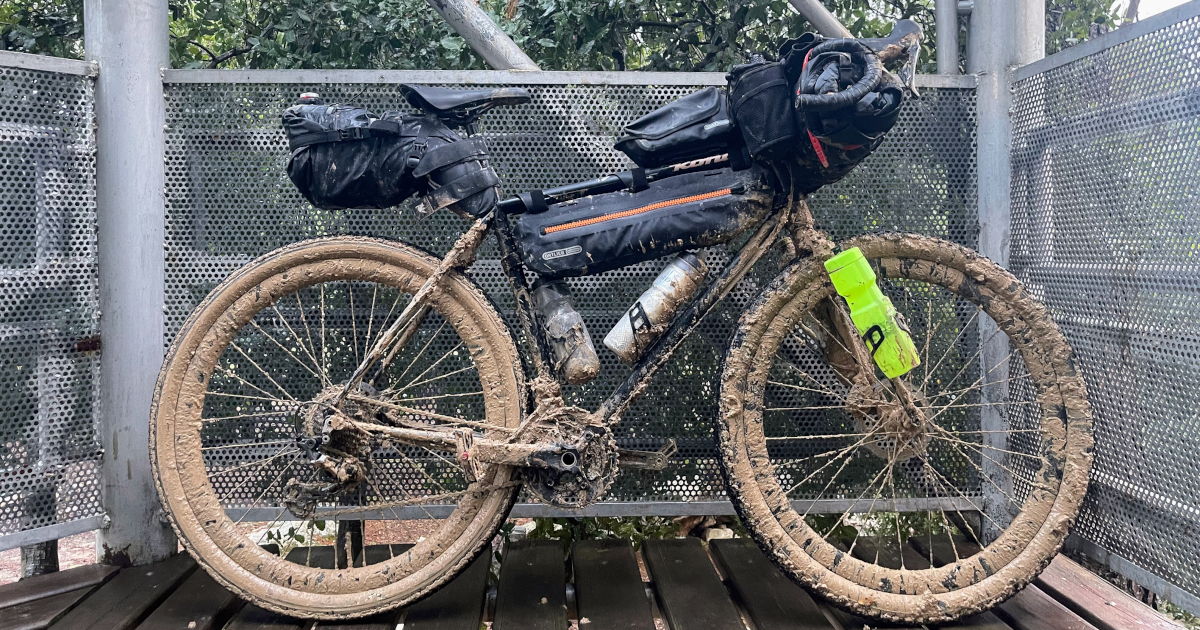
[856,18,924,97]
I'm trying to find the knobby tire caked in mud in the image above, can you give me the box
[717,233,1093,624]
[150,237,523,619]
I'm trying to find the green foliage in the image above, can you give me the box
[1158,602,1200,630]
[1,0,1124,70]
[1046,0,1120,54]
[518,516,679,554]
[0,0,84,59]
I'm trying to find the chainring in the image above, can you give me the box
[519,405,618,509]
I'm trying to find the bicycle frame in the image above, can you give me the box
[337,157,851,445]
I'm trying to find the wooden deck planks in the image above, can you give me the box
[571,539,655,630]
[709,538,834,630]
[492,539,567,630]
[224,606,306,630]
[48,553,196,630]
[0,588,98,630]
[0,564,120,609]
[1034,556,1182,630]
[642,538,744,630]
[0,536,1174,630]
[994,584,1100,630]
[403,550,491,630]
[136,568,241,630]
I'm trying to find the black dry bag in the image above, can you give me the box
[614,87,737,168]
[283,101,499,216]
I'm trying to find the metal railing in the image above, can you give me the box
[0,51,104,551]
[1010,1,1200,614]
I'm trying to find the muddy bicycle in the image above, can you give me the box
[150,21,1093,625]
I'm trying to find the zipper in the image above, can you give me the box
[543,188,733,235]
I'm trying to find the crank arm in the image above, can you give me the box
[346,419,580,480]
[616,439,677,471]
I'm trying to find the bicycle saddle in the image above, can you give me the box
[400,84,531,128]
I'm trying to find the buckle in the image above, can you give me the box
[338,127,367,140]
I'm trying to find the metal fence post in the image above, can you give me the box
[971,0,1019,542]
[936,0,960,74]
[84,0,177,565]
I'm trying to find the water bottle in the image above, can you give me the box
[604,253,708,364]
[531,280,601,385]
[823,247,921,379]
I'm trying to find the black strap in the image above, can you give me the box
[427,167,500,210]
[518,189,549,214]
[630,167,649,192]
[288,119,405,150]
[616,167,650,193]
[413,137,490,177]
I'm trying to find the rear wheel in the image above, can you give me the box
[718,233,1092,623]
[151,237,523,619]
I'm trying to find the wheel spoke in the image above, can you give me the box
[229,341,299,402]
[920,305,982,395]
[784,428,881,497]
[293,293,323,376]
[207,448,299,478]
[390,320,448,390]
[348,281,361,365]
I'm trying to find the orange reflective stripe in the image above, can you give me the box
[543,188,732,235]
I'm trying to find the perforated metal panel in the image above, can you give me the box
[1011,13,1200,604]
[0,63,102,542]
[162,76,976,511]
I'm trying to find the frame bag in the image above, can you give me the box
[614,87,738,168]
[515,166,774,278]
[283,102,498,216]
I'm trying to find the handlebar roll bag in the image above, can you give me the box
[515,166,774,279]
[283,104,497,216]
[614,87,738,168]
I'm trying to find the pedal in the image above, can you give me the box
[616,439,677,471]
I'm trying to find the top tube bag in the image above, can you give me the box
[614,87,740,168]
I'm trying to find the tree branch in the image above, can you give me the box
[186,39,218,60]
[636,19,700,29]
[206,24,275,69]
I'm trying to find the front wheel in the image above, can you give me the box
[718,233,1092,624]
[151,237,524,619]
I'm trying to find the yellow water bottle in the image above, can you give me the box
[823,247,921,379]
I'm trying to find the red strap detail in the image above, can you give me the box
[799,48,828,168]
[797,49,813,98]
[808,130,829,168]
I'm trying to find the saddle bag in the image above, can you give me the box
[283,101,498,216]
[614,87,737,168]
[515,166,774,278]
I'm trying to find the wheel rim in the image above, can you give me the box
[152,239,521,617]
[720,235,1092,622]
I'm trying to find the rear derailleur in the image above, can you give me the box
[282,387,376,519]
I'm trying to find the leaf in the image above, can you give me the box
[537,38,557,47]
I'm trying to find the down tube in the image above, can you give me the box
[595,209,788,426]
